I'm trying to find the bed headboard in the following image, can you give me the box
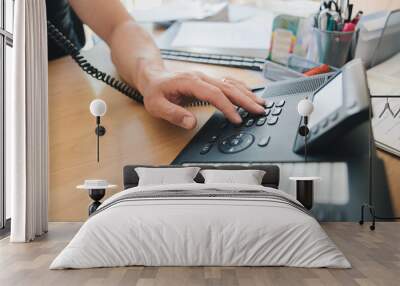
[123,164,280,189]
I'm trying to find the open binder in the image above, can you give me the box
[368,10,400,157]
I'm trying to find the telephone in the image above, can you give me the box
[173,59,370,165]
[47,21,144,104]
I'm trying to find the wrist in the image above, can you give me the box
[135,60,166,95]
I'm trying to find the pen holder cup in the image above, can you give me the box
[308,28,356,68]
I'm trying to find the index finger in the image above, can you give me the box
[176,78,242,124]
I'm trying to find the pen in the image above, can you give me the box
[327,15,336,31]
[352,11,363,24]
[318,9,330,31]
[340,0,349,23]
[347,4,353,22]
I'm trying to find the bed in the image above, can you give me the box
[50,164,350,269]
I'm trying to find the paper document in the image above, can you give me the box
[131,1,227,23]
[260,0,319,18]
[368,52,400,157]
[171,13,274,50]
[372,98,400,157]
[367,52,400,95]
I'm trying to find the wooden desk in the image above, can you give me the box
[49,55,266,221]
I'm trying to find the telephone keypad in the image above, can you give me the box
[211,98,285,154]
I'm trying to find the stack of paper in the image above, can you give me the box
[163,1,319,54]
[131,1,228,23]
[171,11,274,50]
[367,52,400,95]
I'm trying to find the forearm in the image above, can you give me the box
[108,21,165,93]
[68,0,264,129]
[69,0,164,93]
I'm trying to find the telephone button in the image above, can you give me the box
[237,108,249,119]
[258,136,271,147]
[200,143,213,155]
[256,117,267,126]
[264,109,271,116]
[245,118,255,127]
[265,101,275,109]
[267,116,278,125]
[209,135,218,143]
[218,133,254,154]
[275,99,286,107]
[271,107,282,116]
[330,112,339,121]
[230,138,242,146]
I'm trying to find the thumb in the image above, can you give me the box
[146,97,197,129]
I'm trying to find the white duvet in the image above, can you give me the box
[50,183,350,269]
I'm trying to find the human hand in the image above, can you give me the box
[138,69,266,129]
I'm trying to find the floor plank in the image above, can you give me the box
[0,222,399,286]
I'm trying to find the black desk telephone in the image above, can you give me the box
[173,59,370,165]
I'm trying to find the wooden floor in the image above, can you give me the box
[0,222,399,286]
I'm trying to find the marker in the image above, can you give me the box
[343,22,356,32]
[303,64,330,76]
[352,11,363,25]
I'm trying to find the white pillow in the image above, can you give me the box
[200,169,266,185]
[135,167,200,186]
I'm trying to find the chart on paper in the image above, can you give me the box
[372,98,400,157]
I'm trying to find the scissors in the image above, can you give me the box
[318,0,342,30]
[319,0,340,13]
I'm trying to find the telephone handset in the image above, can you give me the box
[47,21,207,107]
[47,21,145,104]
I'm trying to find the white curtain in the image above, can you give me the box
[8,0,49,242]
